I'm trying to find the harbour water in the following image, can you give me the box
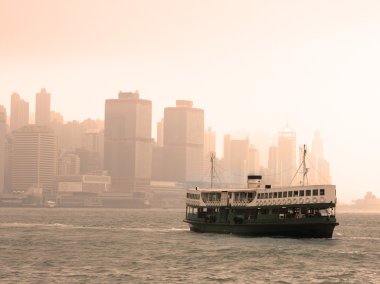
[0,208,379,283]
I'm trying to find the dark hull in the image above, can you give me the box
[184,220,338,238]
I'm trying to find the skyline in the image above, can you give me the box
[2,0,380,203]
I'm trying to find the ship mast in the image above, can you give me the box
[301,144,309,186]
[210,152,216,188]
[290,144,309,186]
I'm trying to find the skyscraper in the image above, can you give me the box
[35,88,51,125]
[10,93,29,131]
[277,124,297,186]
[222,135,249,185]
[163,100,204,183]
[0,105,6,193]
[12,125,57,193]
[104,91,152,192]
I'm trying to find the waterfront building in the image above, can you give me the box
[10,93,29,131]
[104,91,152,192]
[11,125,57,194]
[35,88,51,125]
[163,100,204,183]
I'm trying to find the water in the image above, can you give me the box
[0,208,379,283]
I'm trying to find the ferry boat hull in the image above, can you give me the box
[185,218,338,238]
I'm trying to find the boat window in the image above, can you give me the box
[273,192,278,198]
[264,193,268,199]
[320,189,325,196]
[294,191,299,197]
[313,189,319,196]
[288,191,293,197]
[269,192,273,198]
[306,190,311,196]
[283,191,287,198]
[278,192,282,198]
[300,190,305,197]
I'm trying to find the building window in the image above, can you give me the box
[300,190,305,197]
[313,189,319,196]
[320,189,325,196]
[288,191,293,197]
[294,191,299,197]
[273,192,278,198]
[306,190,311,196]
[269,192,273,198]
[283,192,287,198]
[278,192,283,198]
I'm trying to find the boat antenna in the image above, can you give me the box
[210,152,216,188]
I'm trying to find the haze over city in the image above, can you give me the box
[2,0,380,203]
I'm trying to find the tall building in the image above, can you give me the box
[248,145,260,175]
[266,145,278,185]
[222,135,249,185]
[35,88,51,125]
[163,100,204,183]
[277,125,297,186]
[10,93,29,131]
[0,105,6,193]
[156,119,164,147]
[12,125,57,193]
[104,91,152,192]
[309,131,331,184]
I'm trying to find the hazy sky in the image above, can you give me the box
[1,0,380,202]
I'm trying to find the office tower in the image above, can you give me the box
[267,145,278,185]
[104,91,152,192]
[222,134,249,185]
[156,119,164,147]
[310,131,331,184]
[248,145,260,174]
[12,125,57,193]
[277,124,297,186]
[163,100,204,183]
[35,88,51,125]
[10,93,29,131]
[0,106,6,193]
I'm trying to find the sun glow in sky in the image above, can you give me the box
[2,0,380,202]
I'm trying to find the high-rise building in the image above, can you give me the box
[35,88,51,125]
[0,105,6,193]
[248,145,260,175]
[266,145,278,185]
[104,91,152,192]
[156,119,164,147]
[309,131,331,184]
[163,100,204,183]
[12,125,57,193]
[222,135,249,185]
[277,124,297,186]
[10,93,29,131]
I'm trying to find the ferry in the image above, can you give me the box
[184,147,338,238]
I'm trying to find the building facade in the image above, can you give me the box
[163,100,204,183]
[12,125,57,194]
[104,91,152,192]
[0,106,6,193]
[10,93,29,131]
[35,88,51,125]
[277,125,297,186]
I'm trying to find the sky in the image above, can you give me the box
[1,0,380,203]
